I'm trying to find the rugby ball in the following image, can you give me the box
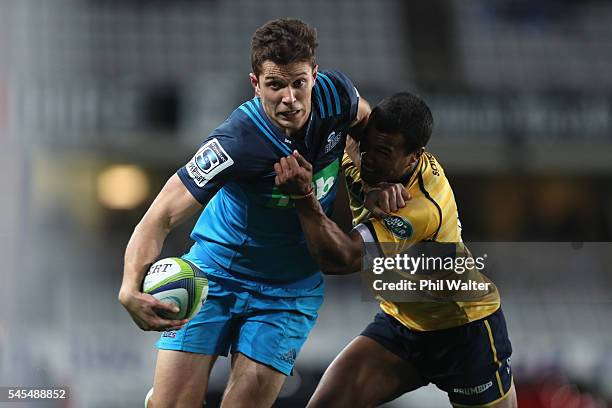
[143,257,208,320]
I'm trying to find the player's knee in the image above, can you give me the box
[307,392,367,408]
[306,393,331,408]
[223,375,267,403]
[222,370,285,407]
[228,357,284,393]
[144,387,153,408]
[145,387,206,408]
[307,375,359,408]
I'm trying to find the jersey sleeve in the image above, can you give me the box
[314,70,360,125]
[342,151,364,202]
[342,152,371,226]
[177,115,245,205]
[353,198,441,256]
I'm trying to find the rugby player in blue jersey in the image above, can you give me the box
[118,18,406,408]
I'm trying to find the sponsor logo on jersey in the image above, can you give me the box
[382,216,413,240]
[426,153,440,176]
[313,159,339,200]
[452,381,493,396]
[186,138,234,187]
[267,159,339,207]
[324,131,342,153]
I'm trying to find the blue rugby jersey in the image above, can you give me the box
[177,70,359,287]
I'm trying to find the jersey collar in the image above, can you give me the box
[400,155,424,188]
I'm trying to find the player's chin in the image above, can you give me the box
[277,111,305,128]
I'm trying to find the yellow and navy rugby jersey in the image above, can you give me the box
[347,152,501,331]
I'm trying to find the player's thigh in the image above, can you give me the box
[307,335,427,408]
[220,352,286,408]
[149,350,217,408]
[487,383,517,408]
[232,292,322,377]
[442,309,514,408]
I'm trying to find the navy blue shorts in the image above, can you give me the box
[361,307,513,407]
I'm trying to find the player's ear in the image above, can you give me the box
[407,148,423,166]
[411,148,425,165]
[249,73,260,96]
[312,64,318,81]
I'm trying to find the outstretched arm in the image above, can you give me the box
[295,194,364,275]
[118,174,203,330]
[275,152,363,275]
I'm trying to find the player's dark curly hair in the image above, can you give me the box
[251,18,318,77]
[368,92,434,153]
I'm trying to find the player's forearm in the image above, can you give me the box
[120,216,170,295]
[120,174,203,296]
[295,195,362,275]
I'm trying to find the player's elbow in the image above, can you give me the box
[321,264,354,275]
[320,253,360,276]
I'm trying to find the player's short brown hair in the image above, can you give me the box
[251,18,318,77]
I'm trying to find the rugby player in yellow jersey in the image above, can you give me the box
[274,92,516,408]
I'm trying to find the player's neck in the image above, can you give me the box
[285,126,307,141]
[393,161,419,186]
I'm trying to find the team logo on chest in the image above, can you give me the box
[186,138,234,187]
[324,131,342,153]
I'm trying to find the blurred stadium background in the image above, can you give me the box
[1,0,612,406]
